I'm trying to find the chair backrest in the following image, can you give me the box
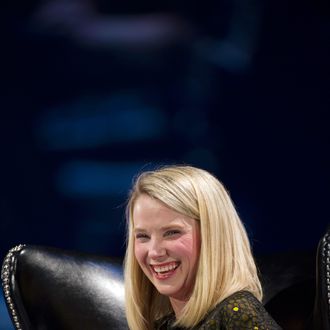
[1,245,128,330]
[313,229,330,330]
[258,251,315,330]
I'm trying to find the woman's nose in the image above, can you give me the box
[148,239,166,260]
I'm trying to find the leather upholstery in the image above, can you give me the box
[1,245,128,330]
[258,251,315,329]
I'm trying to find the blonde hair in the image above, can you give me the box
[124,165,262,330]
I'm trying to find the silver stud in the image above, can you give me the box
[1,244,26,330]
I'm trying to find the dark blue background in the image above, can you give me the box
[1,0,329,260]
[1,0,329,261]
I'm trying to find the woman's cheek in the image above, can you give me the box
[134,242,144,264]
[175,236,194,254]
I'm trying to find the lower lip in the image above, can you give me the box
[152,266,179,280]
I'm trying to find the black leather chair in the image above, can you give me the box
[1,245,128,330]
[1,229,329,330]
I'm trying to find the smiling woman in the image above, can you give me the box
[124,165,282,330]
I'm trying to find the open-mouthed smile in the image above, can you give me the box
[150,262,180,279]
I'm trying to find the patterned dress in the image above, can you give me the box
[154,291,282,329]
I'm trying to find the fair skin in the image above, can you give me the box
[133,194,201,317]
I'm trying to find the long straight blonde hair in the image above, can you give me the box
[124,165,262,330]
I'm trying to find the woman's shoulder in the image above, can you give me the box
[217,290,263,311]
[201,290,282,329]
[154,291,282,329]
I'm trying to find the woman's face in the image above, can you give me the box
[133,194,201,302]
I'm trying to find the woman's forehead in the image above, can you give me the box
[132,194,198,228]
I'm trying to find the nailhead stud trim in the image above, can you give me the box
[1,245,26,330]
[323,234,330,315]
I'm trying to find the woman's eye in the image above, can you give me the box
[164,230,180,237]
[135,233,149,241]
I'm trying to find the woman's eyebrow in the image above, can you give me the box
[134,223,185,232]
[133,227,147,233]
[160,223,185,231]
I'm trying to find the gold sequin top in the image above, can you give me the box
[154,291,282,329]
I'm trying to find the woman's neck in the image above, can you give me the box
[169,297,188,318]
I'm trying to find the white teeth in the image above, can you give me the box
[153,263,178,273]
